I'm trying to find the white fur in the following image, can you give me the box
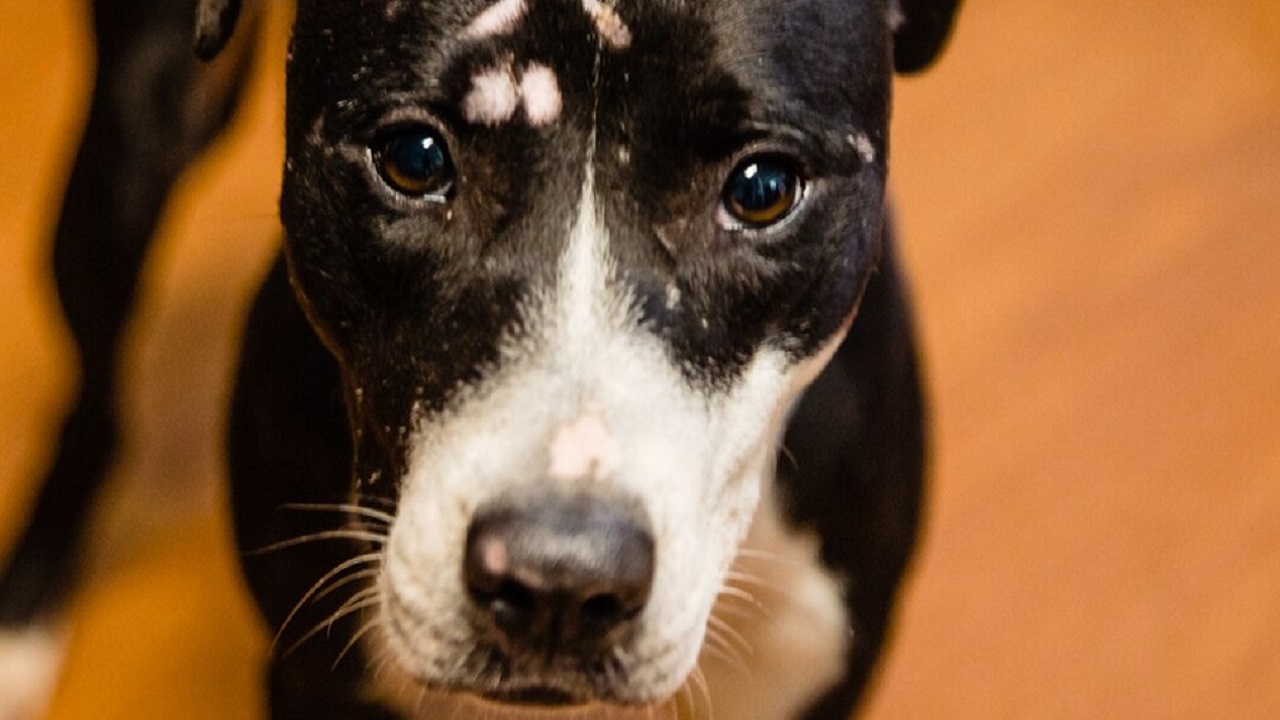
[0,625,66,720]
[462,65,520,127]
[849,132,877,164]
[581,0,632,49]
[462,63,563,128]
[886,0,907,32]
[548,411,619,481]
[520,63,564,126]
[463,0,528,40]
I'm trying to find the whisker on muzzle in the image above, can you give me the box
[285,585,382,657]
[335,615,386,669]
[700,627,752,677]
[281,501,396,527]
[274,552,382,651]
[248,529,388,556]
[714,584,774,623]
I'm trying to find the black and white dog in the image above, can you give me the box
[0,0,958,717]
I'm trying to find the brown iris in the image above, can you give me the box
[375,126,453,197]
[722,157,800,227]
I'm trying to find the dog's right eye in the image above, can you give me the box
[374,126,454,198]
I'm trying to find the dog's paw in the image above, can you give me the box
[0,624,65,720]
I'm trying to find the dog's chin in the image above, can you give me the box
[440,664,669,709]
[478,686,586,707]
[380,639,681,714]
[410,675,670,719]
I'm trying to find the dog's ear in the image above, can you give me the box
[890,0,961,74]
[194,0,243,60]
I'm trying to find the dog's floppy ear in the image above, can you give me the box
[890,0,961,74]
[194,0,243,60]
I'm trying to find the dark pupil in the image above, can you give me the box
[730,162,789,211]
[388,132,445,184]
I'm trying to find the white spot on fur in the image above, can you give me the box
[519,63,563,126]
[463,0,527,39]
[887,0,907,32]
[548,411,619,481]
[0,625,66,720]
[581,0,632,49]
[384,0,406,21]
[665,283,681,310]
[462,65,520,126]
[850,132,877,164]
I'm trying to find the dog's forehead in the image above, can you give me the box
[294,0,888,125]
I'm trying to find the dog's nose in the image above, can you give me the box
[463,495,654,653]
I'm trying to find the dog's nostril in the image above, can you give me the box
[463,494,654,652]
[486,579,538,634]
[579,592,631,634]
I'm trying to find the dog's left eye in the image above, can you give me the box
[374,126,454,198]
[720,156,802,228]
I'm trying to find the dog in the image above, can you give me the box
[0,0,959,717]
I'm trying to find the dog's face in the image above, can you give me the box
[227,0,951,708]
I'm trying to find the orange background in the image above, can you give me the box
[1,1,1278,718]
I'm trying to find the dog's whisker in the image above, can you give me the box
[706,614,754,665]
[273,552,382,650]
[702,623,752,673]
[712,598,773,626]
[282,502,395,526]
[284,588,382,656]
[732,546,797,566]
[249,529,388,556]
[690,665,714,720]
[676,677,695,719]
[700,631,751,677]
[715,584,774,622]
[721,570,783,596]
[334,615,384,669]
[352,492,398,510]
[311,567,382,605]
[415,683,429,719]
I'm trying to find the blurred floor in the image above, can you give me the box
[1,1,1278,718]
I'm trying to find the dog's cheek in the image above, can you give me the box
[377,472,476,676]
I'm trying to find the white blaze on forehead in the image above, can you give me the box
[463,0,527,39]
[462,65,520,126]
[520,62,563,126]
[581,0,632,49]
[548,412,619,481]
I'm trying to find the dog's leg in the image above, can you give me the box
[775,221,927,720]
[230,257,399,720]
[0,0,259,711]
